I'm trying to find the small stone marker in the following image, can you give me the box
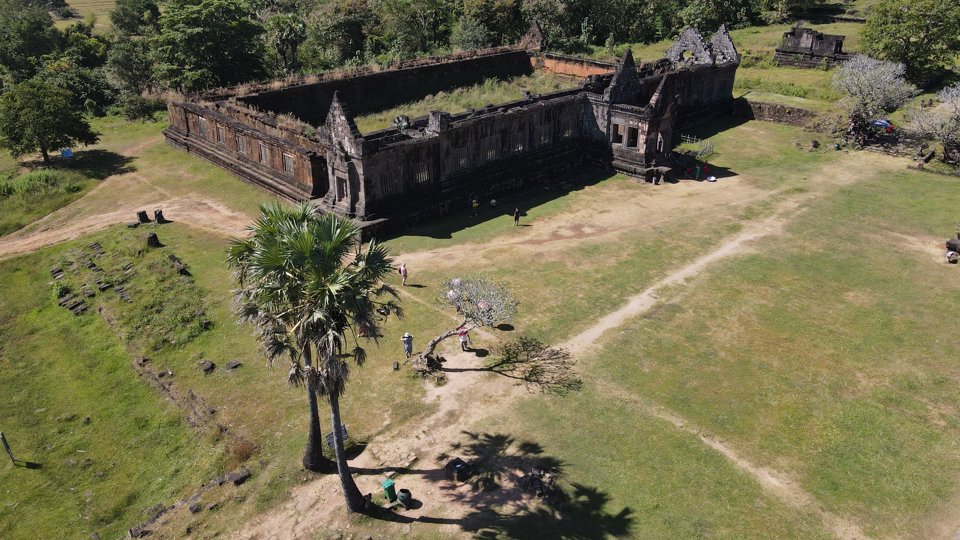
[201,360,215,374]
[136,211,150,224]
[144,232,161,248]
[228,467,251,486]
[226,360,242,371]
[153,209,166,224]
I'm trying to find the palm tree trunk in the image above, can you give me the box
[302,344,330,472]
[330,392,366,512]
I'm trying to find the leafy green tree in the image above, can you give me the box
[152,0,267,92]
[862,0,960,82]
[228,203,397,511]
[107,35,154,95]
[373,0,453,58]
[460,0,524,45]
[0,0,61,81]
[301,0,374,70]
[451,15,493,50]
[61,20,109,69]
[678,0,756,30]
[0,79,99,163]
[37,56,116,115]
[110,0,160,36]
[266,13,307,73]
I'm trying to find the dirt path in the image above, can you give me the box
[0,193,251,260]
[230,344,522,539]
[562,206,792,356]
[593,378,873,540]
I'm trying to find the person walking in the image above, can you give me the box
[401,332,413,358]
[471,197,479,217]
[399,262,408,286]
[458,326,471,351]
[513,207,521,226]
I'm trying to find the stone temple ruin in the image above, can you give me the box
[164,24,740,232]
[773,24,850,68]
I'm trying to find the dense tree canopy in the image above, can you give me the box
[0,79,99,163]
[110,0,161,36]
[862,0,960,82]
[0,0,61,81]
[152,0,268,92]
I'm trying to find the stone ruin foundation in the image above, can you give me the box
[774,24,851,68]
[165,23,740,234]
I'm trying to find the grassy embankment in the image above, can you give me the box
[0,116,444,538]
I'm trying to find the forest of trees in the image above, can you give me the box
[0,0,956,125]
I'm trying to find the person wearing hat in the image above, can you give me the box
[401,332,414,358]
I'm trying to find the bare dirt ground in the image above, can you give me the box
[0,170,251,260]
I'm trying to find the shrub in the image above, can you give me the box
[51,281,71,300]
[0,170,84,201]
[227,439,258,467]
[121,95,165,121]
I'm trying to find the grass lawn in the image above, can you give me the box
[473,389,834,539]
[574,166,960,538]
[391,119,842,344]
[57,0,115,32]
[354,72,582,134]
[379,119,960,538]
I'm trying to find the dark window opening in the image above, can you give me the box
[627,127,639,148]
[612,123,623,144]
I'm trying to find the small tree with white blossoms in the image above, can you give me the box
[832,55,917,145]
[908,83,960,164]
[418,276,518,366]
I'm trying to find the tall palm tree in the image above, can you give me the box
[227,203,397,512]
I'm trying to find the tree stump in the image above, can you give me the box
[144,232,161,248]
[154,209,167,224]
[136,210,150,224]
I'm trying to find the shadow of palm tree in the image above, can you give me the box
[363,431,633,538]
[462,483,634,540]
